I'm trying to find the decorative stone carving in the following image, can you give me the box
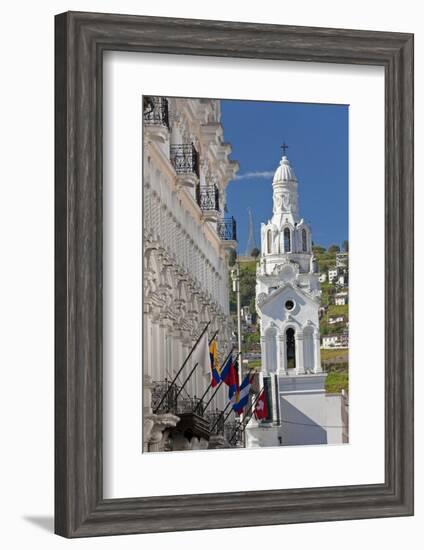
[257,292,267,307]
[143,97,238,453]
[144,413,180,452]
[272,260,299,283]
[282,192,290,209]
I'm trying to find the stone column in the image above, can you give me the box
[151,322,160,380]
[143,313,151,379]
[152,323,164,380]
[314,331,322,373]
[260,336,267,375]
[295,332,305,374]
[269,374,279,423]
[277,334,287,375]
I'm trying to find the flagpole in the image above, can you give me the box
[173,362,199,401]
[203,350,240,412]
[194,346,234,414]
[203,350,243,414]
[202,380,223,413]
[229,381,262,444]
[209,400,232,433]
[153,321,211,414]
[172,329,220,403]
[210,363,250,433]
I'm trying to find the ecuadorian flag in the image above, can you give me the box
[209,340,220,387]
[232,373,250,415]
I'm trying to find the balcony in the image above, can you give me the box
[170,143,200,186]
[152,380,203,414]
[217,216,237,246]
[143,96,169,129]
[151,380,211,446]
[196,184,220,221]
[151,380,178,415]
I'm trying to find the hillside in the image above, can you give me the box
[313,244,349,393]
[229,260,257,315]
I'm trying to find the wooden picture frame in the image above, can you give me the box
[55,11,414,537]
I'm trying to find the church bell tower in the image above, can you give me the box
[245,147,344,448]
[256,148,322,376]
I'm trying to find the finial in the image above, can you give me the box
[281,142,289,156]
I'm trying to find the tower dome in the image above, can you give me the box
[273,155,297,184]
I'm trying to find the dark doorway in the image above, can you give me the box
[286,328,296,369]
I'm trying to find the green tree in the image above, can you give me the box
[342,240,349,252]
[327,244,340,254]
[228,248,236,266]
[251,247,260,258]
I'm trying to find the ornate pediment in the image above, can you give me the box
[256,292,268,307]
[271,260,299,283]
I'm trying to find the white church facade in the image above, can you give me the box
[247,151,347,447]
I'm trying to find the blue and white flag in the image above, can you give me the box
[232,373,250,415]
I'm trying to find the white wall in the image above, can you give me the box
[0,1,420,549]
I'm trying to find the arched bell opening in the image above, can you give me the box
[286,327,296,369]
[302,228,308,252]
[267,229,272,254]
[284,227,291,252]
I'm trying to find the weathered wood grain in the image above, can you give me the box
[54,11,414,538]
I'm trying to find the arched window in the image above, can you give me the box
[284,228,291,252]
[267,229,272,254]
[302,228,307,252]
[286,328,296,369]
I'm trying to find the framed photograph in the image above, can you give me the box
[55,11,414,537]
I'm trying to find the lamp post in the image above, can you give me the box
[231,262,242,389]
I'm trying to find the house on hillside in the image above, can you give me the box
[328,266,341,283]
[322,331,348,349]
[336,252,348,268]
[241,305,253,325]
[336,272,348,287]
[328,315,346,325]
[334,291,348,306]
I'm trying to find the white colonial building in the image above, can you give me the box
[143,96,240,452]
[336,251,348,267]
[328,266,341,283]
[246,152,346,447]
[334,291,348,305]
[322,332,349,349]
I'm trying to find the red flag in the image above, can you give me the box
[254,390,268,420]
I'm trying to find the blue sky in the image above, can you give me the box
[220,100,348,252]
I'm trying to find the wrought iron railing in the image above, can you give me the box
[206,411,225,435]
[196,184,220,212]
[225,420,243,446]
[175,396,204,416]
[152,380,205,416]
[170,143,200,178]
[217,216,237,241]
[143,96,169,128]
[151,380,179,414]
